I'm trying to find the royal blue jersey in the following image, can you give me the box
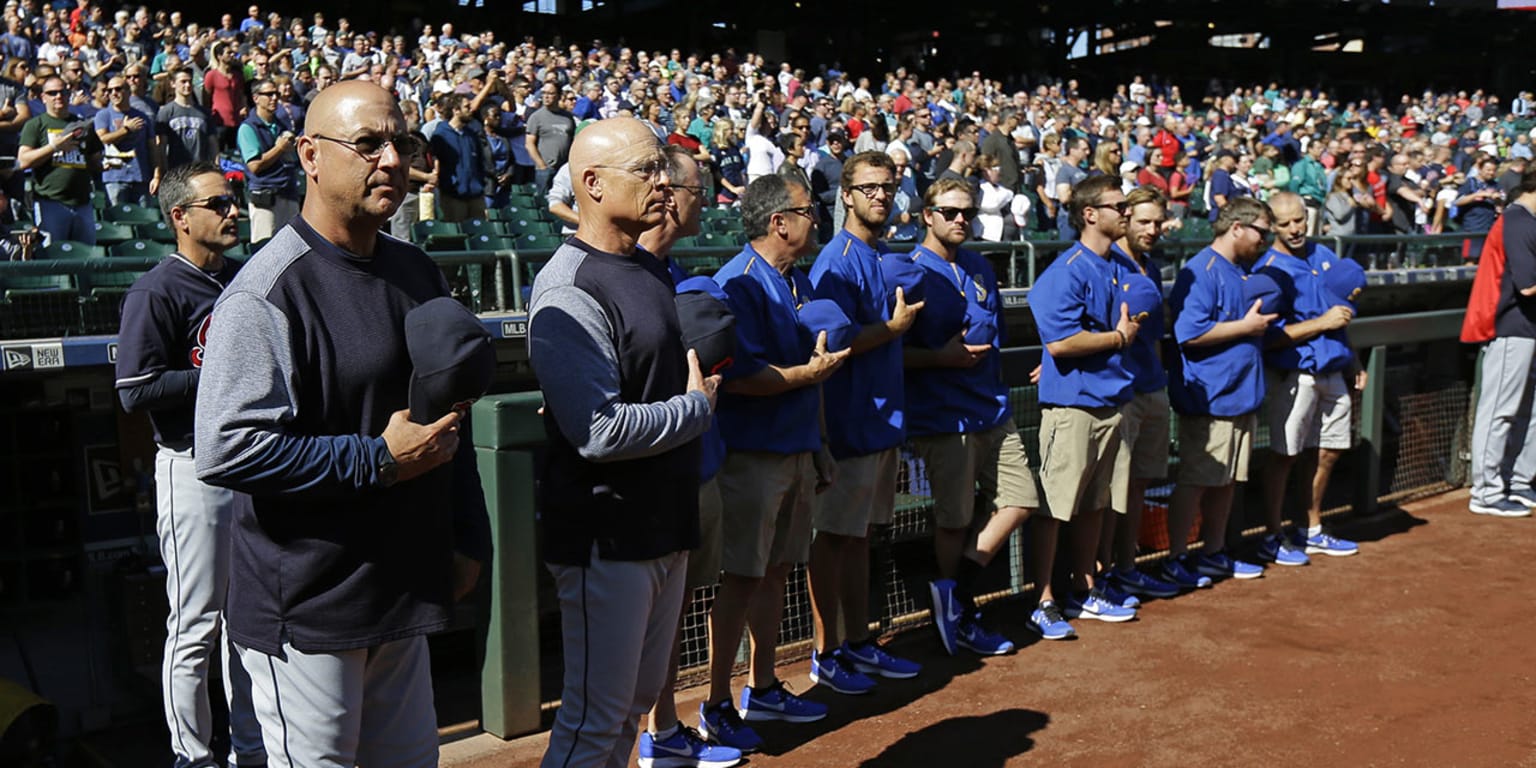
[809,231,907,458]
[713,245,822,455]
[1031,242,1134,408]
[1110,246,1169,393]
[1257,243,1354,373]
[114,254,238,444]
[905,246,1010,436]
[1169,247,1266,417]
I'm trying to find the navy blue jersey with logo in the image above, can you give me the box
[115,254,239,444]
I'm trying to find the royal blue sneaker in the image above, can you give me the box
[929,578,962,655]
[1195,551,1264,580]
[1027,600,1076,640]
[740,680,827,723]
[1257,533,1310,567]
[956,617,1015,655]
[1304,532,1359,556]
[808,648,875,695]
[640,725,744,768]
[1160,556,1214,589]
[842,640,921,679]
[1097,579,1142,609]
[698,700,763,753]
[1062,589,1138,622]
[1112,568,1182,599]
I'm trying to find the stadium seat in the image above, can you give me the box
[514,233,564,251]
[460,218,505,238]
[500,204,548,222]
[506,183,537,197]
[93,221,136,246]
[466,234,518,251]
[505,218,557,235]
[707,217,744,235]
[102,203,163,224]
[137,221,176,243]
[109,240,176,259]
[39,240,105,259]
[695,232,742,249]
[672,236,700,249]
[413,220,466,248]
[505,193,541,210]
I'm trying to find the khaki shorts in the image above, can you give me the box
[717,451,815,578]
[685,476,724,590]
[1266,369,1353,457]
[910,422,1041,530]
[1111,389,1172,513]
[812,447,898,537]
[1177,412,1256,487]
[1038,406,1122,521]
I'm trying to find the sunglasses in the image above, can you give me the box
[929,206,978,221]
[41,89,64,97]
[1090,201,1131,215]
[1246,223,1275,241]
[180,194,239,216]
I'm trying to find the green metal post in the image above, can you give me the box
[1356,346,1388,514]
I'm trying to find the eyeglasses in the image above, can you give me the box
[775,205,815,220]
[929,205,978,221]
[847,182,897,199]
[667,182,707,197]
[41,89,64,97]
[179,194,239,216]
[313,132,424,161]
[1090,201,1130,215]
[107,86,126,93]
[253,90,278,98]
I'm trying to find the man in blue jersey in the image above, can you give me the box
[1256,192,1363,563]
[807,151,925,689]
[1101,186,1186,602]
[905,177,1042,656]
[701,174,849,751]
[116,162,264,768]
[1030,173,1140,637]
[1164,196,1276,587]
[195,82,490,768]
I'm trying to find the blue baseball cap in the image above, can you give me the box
[1319,256,1367,310]
[798,298,855,354]
[1242,272,1287,316]
[879,255,926,311]
[675,277,737,376]
[1119,273,1163,324]
[405,297,496,424]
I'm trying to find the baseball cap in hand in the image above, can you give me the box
[406,298,497,425]
[1120,272,1163,323]
[797,298,855,354]
[676,277,737,376]
[1319,255,1367,311]
[880,256,926,312]
[1242,272,1287,316]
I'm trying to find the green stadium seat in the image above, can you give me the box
[465,233,517,251]
[505,193,541,210]
[506,183,537,197]
[102,203,163,224]
[707,217,744,235]
[93,221,136,246]
[461,218,505,238]
[514,233,564,251]
[136,221,176,243]
[505,218,556,236]
[700,207,734,220]
[694,232,741,249]
[109,240,176,259]
[499,204,547,222]
[39,240,105,259]
[413,220,466,249]
[672,236,700,249]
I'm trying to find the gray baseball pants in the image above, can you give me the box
[1470,337,1536,505]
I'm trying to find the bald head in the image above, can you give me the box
[306,81,401,139]
[569,117,671,244]
[569,117,664,181]
[1268,191,1304,220]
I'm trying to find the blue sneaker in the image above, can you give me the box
[740,680,827,723]
[1195,551,1264,580]
[1508,487,1536,508]
[1112,568,1182,599]
[1257,533,1310,567]
[956,616,1015,655]
[1160,556,1214,589]
[698,700,763,753]
[640,725,743,768]
[929,579,962,655]
[1062,589,1138,622]
[842,639,921,679]
[1027,600,1076,640]
[808,648,875,695]
[1097,579,1141,609]
[1305,532,1359,556]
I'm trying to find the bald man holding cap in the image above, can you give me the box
[195,82,491,768]
[528,117,721,768]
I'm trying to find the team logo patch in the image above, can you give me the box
[972,275,988,303]
[189,314,213,368]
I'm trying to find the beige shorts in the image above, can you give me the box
[910,422,1041,530]
[1265,369,1353,457]
[1111,389,1172,513]
[1037,406,1122,521]
[812,447,898,537]
[717,451,815,578]
[1177,412,1257,487]
[686,476,724,590]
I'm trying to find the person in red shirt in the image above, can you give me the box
[1152,116,1181,179]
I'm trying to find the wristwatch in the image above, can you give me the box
[377,448,399,488]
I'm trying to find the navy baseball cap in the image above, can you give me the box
[406,298,496,425]
[1320,256,1367,310]
[1120,273,1163,323]
[675,277,737,376]
[797,298,855,353]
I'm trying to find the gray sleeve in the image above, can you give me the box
[548,164,573,206]
[528,284,712,463]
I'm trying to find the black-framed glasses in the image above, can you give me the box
[929,205,978,221]
[41,89,64,97]
[313,132,424,161]
[253,90,278,98]
[1090,201,1130,215]
[775,205,815,220]
[667,182,707,197]
[179,194,239,216]
[1246,222,1275,242]
[847,182,897,199]
[107,86,126,93]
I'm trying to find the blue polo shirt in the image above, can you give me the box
[1257,244,1354,374]
[1169,247,1266,417]
[809,230,906,458]
[1031,242,1134,408]
[1110,245,1169,394]
[713,245,822,455]
[905,246,1010,436]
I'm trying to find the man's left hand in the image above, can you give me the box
[452,553,481,601]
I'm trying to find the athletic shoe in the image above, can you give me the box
[956,617,1015,655]
[1508,487,1536,507]
[929,578,963,656]
[1470,498,1534,518]
[1062,589,1138,622]
[1160,556,1213,589]
[1097,579,1142,610]
[1027,601,1076,640]
[1194,551,1264,580]
[808,648,876,695]
[1304,532,1360,557]
[739,680,827,723]
[639,725,744,768]
[698,700,763,753]
[1257,533,1311,567]
[842,640,922,679]
[1112,568,1182,599]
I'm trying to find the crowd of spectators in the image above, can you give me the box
[0,0,1529,255]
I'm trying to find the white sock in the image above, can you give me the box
[1307,525,1323,537]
